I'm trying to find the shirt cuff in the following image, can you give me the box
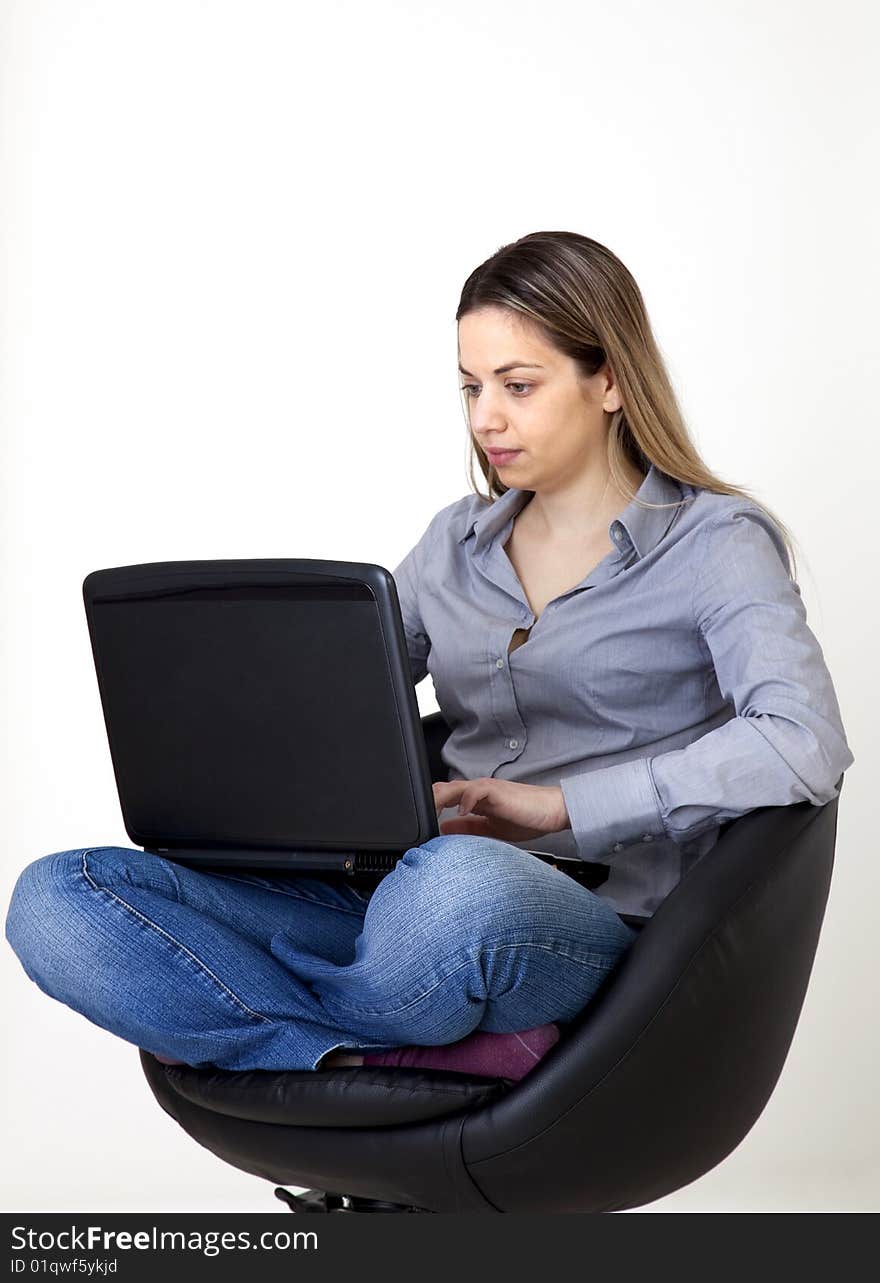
[559,757,667,861]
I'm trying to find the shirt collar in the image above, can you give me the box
[458,462,692,560]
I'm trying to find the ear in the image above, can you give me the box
[601,363,622,413]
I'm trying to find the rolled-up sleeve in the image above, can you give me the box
[560,505,855,858]
[392,520,436,687]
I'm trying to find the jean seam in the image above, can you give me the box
[328,939,616,1018]
[80,850,272,1026]
[201,871,368,918]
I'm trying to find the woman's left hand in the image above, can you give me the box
[432,778,570,843]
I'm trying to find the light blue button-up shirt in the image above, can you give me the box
[392,463,855,919]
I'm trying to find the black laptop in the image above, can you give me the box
[81,558,441,878]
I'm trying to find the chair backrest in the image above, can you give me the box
[444,709,842,1211]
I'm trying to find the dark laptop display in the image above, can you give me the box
[82,559,440,875]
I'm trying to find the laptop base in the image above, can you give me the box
[144,847,402,874]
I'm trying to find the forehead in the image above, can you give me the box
[457,307,554,361]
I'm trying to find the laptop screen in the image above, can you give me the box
[83,565,435,855]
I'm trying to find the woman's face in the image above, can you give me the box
[457,305,621,492]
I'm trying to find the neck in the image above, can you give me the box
[524,461,646,543]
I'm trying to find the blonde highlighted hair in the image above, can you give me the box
[455,230,800,582]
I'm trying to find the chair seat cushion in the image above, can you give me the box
[150,1055,511,1127]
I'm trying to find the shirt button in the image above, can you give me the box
[612,841,623,852]
[642,834,654,842]
[496,658,504,668]
[508,739,519,749]
[612,527,622,541]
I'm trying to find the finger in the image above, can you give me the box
[434,781,473,821]
[456,780,492,816]
[433,780,468,807]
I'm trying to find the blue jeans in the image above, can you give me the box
[4,835,638,1072]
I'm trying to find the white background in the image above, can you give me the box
[1,0,877,1212]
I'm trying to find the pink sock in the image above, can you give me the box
[361,1022,561,1081]
[151,1052,187,1065]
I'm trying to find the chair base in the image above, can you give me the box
[273,1186,429,1213]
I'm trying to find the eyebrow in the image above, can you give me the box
[458,361,545,377]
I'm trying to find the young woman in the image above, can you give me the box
[5,231,854,1082]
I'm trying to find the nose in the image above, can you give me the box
[467,389,508,439]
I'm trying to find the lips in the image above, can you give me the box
[485,449,522,464]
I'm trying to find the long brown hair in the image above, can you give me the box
[456,230,800,582]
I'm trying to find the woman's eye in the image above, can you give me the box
[459,382,532,397]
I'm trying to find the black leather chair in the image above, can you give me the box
[140,711,843,1213]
